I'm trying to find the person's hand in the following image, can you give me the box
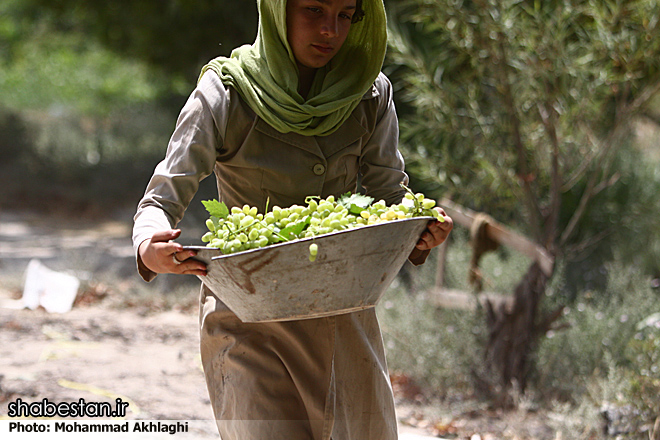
[138,229,207,276]
[415,207,453,251]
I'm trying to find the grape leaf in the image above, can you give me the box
[202,199,229,219]
[338,192,374,215]
[280,217,311,240]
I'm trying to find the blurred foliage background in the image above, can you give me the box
[1,0,659,437]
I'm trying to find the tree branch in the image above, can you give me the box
[537,91,562,251]
[559,81,660,247]
[535,305,566,336]
[559,128,620,248]
[564,227,614,261]
[496,38,542,241]
[561,139,598,193]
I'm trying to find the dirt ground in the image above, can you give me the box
[0,209,561,439]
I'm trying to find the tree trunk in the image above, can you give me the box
[482,262,549,404]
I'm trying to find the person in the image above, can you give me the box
[132,0,453,438]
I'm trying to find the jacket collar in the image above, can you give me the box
[361,83,379,101]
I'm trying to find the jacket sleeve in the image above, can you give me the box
[359,73,430,265]
[132,72,229,281]
[358,73,409,206]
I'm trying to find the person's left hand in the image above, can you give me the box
[415,207,453,250]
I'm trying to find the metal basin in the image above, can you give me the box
[184,216,431,322]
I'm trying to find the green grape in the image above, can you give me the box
[308,243,318,262]
[264,212,276,224]
[248,228,260,241]
[240,216,254,229]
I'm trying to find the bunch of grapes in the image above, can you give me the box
[356,192,442,225]
[200,185,443,261]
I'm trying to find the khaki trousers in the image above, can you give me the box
[199,285,398,440]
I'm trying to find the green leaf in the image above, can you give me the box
[202,199,229,219]
[279,217,311,240]
[338,192,374,215]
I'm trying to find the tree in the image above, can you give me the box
[386,0,660,403]
[19,0,258,83]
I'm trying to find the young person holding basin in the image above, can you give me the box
[133,0,453,438]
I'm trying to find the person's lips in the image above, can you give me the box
[312,44,334,54]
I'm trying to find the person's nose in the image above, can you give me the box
[320,15,339,38]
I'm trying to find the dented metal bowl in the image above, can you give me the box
[184,216,432,322]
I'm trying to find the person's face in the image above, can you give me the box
[286,0,357,73]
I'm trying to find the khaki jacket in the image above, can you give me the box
[133,71,420,439]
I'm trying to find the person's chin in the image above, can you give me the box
[309,54,337,69]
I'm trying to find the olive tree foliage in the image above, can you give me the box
[385,0,660,396]
[387,0,660,276]
[13,0,258,83]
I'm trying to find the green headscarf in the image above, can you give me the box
[199,0,387,136]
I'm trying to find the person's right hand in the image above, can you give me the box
[138,229,207,276]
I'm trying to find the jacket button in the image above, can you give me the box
[313,163,326,175]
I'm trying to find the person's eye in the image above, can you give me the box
[307,7,322,13]
[340,12,353,20]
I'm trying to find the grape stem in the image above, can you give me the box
[400,182,423,215]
